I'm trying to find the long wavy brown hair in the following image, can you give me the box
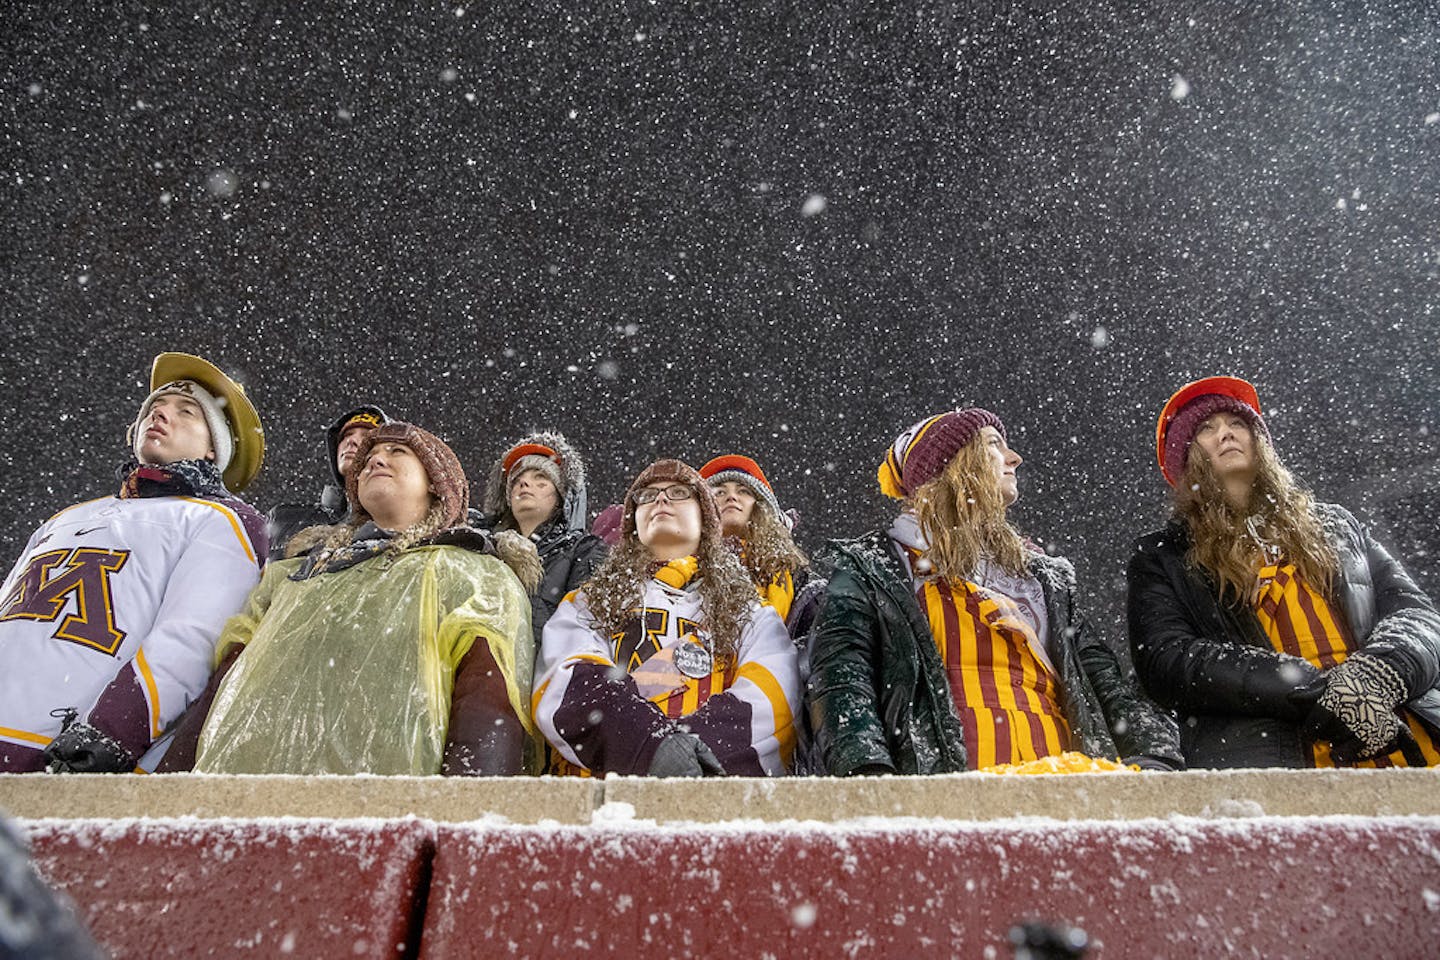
[1173,425,1338,605]
[582,514,756,667]
[910,434,1029,581]
[731,499,808,589]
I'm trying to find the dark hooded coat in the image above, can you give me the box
[263,405,389,561]
[481,431,608,642]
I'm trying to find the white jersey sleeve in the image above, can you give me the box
[0,495,262,770]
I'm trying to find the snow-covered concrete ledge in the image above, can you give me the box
[4,767,1439,825]
[608,767,1440,823]
[0,772,603,824]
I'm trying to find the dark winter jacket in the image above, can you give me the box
[480,431,608,642]
[809,531,1183,776]
[265,489,344,561]
[1128,503,1440,768]
[0,816,105,960]
[264,405,390,561]
[523,517,608,639]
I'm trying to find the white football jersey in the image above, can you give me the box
[0,495,261,765]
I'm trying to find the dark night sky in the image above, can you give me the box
[3,1,1438,642]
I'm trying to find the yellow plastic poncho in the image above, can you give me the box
[193,544,535,776]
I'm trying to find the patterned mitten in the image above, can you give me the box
[1301,653,1407,762]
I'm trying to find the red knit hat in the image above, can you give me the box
[346,422,470,528]
[699,454,786,524]
[1155,376,1269,486]
[621,459,720,543]
[878,409,1007,499]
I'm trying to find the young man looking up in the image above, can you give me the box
[0,352,266,772]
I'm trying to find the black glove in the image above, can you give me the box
[1123,755,1181,772]
[42,711,136,774]
[647,732,726,778]
[1298,653,1409,763]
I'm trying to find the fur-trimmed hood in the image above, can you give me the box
[481,430,589,534]
[284,521,542,593]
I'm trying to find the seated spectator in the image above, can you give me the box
[699,454,813,628]
[0,352,266,773]
[533,459,801,776]
[700,454,826,772]
[480,431,607,641]
[265,405,391,561]
[809,409,1183,776]
[188,422,541,776]
[1129,376,1440,768]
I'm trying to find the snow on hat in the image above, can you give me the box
[621,459,720,543]
[1156,376,1269,486]
[347,422,470,529]
[482,431,586,520]
[878,408,1007,500]
[699,454,789,528]
[129,352,264,492]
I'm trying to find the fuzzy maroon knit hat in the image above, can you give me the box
[621,459,720,543]
[1156,377,1269,486]
[878,409,1007,499]
[346,422,470,528]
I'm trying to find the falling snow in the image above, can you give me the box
[1,2,1437,648]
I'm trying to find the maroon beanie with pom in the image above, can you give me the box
[878,409,1007,499]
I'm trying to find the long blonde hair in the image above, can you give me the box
[1173,426,1338,605]
[910,435,1028,581]
[732,499,808,588]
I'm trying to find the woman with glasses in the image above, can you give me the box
[532,459,802,777]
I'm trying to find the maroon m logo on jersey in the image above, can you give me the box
[0,547,131,655]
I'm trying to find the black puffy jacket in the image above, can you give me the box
[1128,503,1440,768]
[526,517,607,641]
[809,531,1183,776]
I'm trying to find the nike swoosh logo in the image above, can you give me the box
[75,526,107,536]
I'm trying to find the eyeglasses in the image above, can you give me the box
[633,484,697,505]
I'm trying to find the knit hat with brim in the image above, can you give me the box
[129,352,264,492]
[505,447,565,500]
[878,408,1006,500]
[482,431,586,520]
[621,459,720,544]
[1156,376,1269,486]
[700,454,788,526]
[347,422,470,529]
